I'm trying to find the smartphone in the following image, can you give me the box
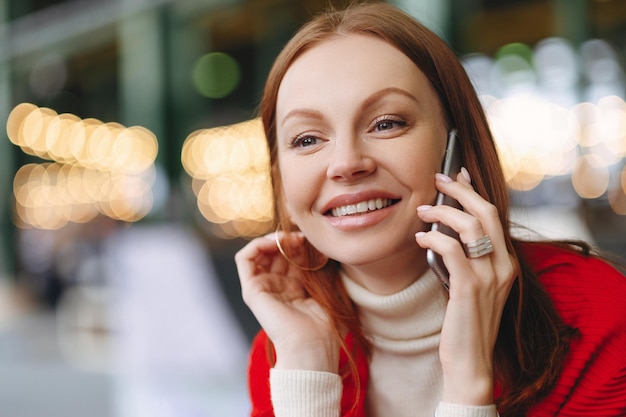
[426,129,463,290]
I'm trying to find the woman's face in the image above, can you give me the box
[275,33,448,272]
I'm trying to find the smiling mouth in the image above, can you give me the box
[328,198,399,217]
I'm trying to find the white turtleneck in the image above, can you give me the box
[342,268,447,416]
[269,269,498,417]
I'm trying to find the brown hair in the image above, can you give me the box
[260,2,577,415]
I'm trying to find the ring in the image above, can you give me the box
[463,235,494,259]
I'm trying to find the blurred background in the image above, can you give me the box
[0,0,625,416]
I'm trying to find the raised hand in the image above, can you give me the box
[415,170,517,405]
[235,232,340,372]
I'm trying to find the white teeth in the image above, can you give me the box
[356,201,369,212]
[331,198,392,217]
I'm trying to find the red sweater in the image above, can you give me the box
[246,242,626,416]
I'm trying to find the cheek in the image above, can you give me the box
[282,179,305,211]
[278,160,317,219]
[406,150,437,171]
[393,147,441,188]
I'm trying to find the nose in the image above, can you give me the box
[326,135,376,181]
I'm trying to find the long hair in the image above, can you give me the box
[259,2,577,415]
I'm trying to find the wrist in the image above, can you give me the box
[274,341,340,373]
[442,374,494,406]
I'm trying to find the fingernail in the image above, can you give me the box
[417,205,432,212]
[415,231,426,238]
[461,167,471,184]
[435,173,452,183]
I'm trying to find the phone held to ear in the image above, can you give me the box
[426,129,463,290]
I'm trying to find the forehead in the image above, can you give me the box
[276,33,437,114]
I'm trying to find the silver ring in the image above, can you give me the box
[463,235,494,259]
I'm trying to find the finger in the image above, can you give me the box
[419,202,509,284]
[417,229,491,284]
[429,177,509,266]
[418,204,508,293]
[416,229,467,272]
[271,231,307,274]
[458,167,472,185]
[235,236,281,281]
[418,204,492,256]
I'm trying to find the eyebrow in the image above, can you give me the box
[280,108,324,127]
[280,87,419,127]
[359,87,419,112]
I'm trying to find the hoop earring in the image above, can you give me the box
[274,227,329,271]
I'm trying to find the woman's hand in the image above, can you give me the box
[235,232,339,372]
[415,169,517,406]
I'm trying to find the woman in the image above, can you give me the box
[235,2,626,416]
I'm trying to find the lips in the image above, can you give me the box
[330,198,396,217]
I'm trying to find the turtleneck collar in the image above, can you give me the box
[341,269,448,348]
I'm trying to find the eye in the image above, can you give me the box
[372,117,407,133]
[291,134,319,148]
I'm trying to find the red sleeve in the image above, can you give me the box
[246,329,369,417]
[521,243,626,417]
[247,330,274,417]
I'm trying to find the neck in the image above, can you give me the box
[340,247,430,295]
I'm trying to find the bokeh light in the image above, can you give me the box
[6,103,159,229]
[571,154,611,199]
[180,36,626,238]
[464,36,626,214]
[192,52,241,99]
[181,118,273,238]
[486,95,580,191]
[609,166,626,215]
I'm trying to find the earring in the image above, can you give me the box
[274,227,329,271]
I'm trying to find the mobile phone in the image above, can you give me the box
[426,129,463,290]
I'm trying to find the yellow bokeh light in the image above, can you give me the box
[46,113,80,162]
[6,102,38,146]
[571,154,610,199]
[197,182,226,224]
[6,103,159,229]
[21,107,57,159]
[88,122,119,170]
[124,126,159,173]
[182,118,273,237]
